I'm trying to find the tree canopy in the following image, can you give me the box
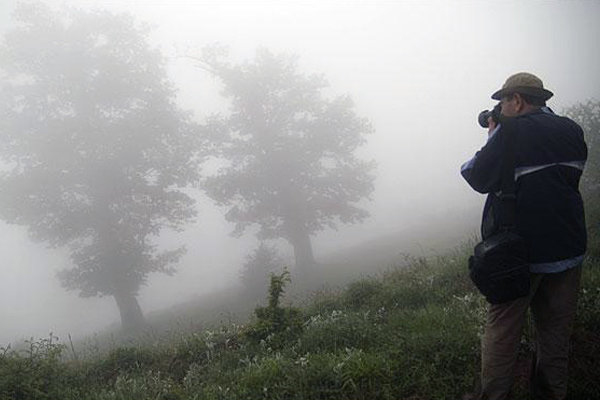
[200,48,375,269]
[0,3,200,330]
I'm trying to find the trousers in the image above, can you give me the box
[479,264,582,400]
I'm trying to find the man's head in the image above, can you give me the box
[491,72,553,117]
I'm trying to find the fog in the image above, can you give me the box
[1,0,599,345]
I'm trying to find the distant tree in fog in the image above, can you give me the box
[240,243,285,298]
[199,48,375,271]
[0,4,200,331]
[564,100,600,196]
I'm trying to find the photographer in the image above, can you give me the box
[461,72,587,400]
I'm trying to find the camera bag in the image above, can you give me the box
[468,117,530,304]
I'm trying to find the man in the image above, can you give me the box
[461,72,587,400]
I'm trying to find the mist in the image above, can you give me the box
[1,0,599,345]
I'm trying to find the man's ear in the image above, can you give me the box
[513,93,524,113]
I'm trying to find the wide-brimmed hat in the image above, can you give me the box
[491,72,554,101]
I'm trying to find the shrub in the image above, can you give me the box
[300,309,386,353]
[0,335,68,400]
[244,270,303,348]
[90,346,159,383]
[343,279,383,309]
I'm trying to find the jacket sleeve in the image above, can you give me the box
[461,125,504,194]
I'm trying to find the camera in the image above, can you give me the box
[478,103,502,128]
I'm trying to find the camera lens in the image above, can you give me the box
[478,110,491,128]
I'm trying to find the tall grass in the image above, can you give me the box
[1,235,599,399]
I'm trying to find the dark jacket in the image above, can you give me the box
[461,108,587,265]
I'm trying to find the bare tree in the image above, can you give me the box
[0,3,200,331]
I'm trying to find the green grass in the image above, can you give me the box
[1,233,599,399]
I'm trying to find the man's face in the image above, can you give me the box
[500,94,519,117]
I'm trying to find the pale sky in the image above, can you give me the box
[1,0,599,344]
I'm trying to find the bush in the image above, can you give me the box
[300,309,386,353]
[90,346,159,383]
[0,335,69,400]
[244,270,303,348]
[343,279,383,309]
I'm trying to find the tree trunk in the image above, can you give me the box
[113,291,146,332]
[289,226,316,270]
[280,186,316,271]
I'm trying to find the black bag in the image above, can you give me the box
[469,118,530,304]
[469,230,529,304]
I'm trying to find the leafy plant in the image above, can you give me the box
[0,335,68,400]
[244,270,303,347]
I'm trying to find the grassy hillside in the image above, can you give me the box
[1,227,599,399]
[118,207,481,341]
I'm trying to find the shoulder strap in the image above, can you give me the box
[499,116,518,229]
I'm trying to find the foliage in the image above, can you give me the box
[90,347,160,383]
[87,371,183,400]
[343,278,383,309]
[0,2,200,329]
[564,99,600,197]
[0,242,598,399]
[576,260,600,332]
[0,335,71,400]
[199,47,375,268]
[244,270,304,348]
